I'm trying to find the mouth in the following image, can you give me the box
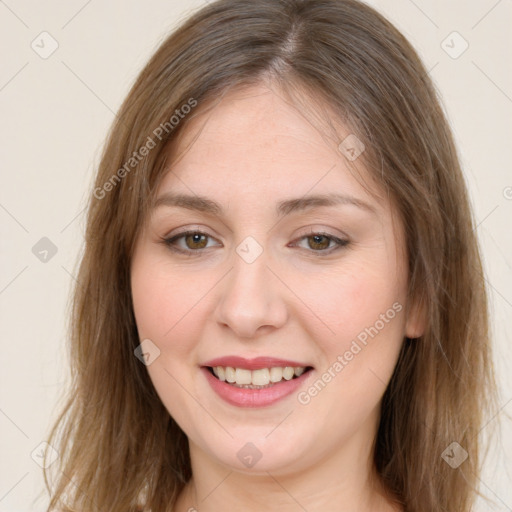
[205,365,314,389]
[201,356,315,407]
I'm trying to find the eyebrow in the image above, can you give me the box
[153,192,377,217]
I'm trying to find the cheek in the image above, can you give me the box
[292,251,407,410]
[296,256,405,344]
[295,269,405,437]
[130,252,210,429]
[131,251,220,365]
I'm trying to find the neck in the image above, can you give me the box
[177,470,398,512]
[174,418,401,512]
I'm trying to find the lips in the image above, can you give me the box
[202,356,310,370]
[201,356,314,407]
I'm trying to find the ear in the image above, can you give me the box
[405,292,427,339]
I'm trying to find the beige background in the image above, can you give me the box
[0,0,511,510]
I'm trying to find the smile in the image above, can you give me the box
[208,365,310,388]
[201,357,314,407]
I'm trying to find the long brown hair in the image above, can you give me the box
[43,0,497,510]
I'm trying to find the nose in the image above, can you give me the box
[214,248,288,339]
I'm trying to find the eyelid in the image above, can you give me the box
[296,226,349,240]
[165,225,219,241]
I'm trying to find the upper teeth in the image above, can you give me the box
[212,366,306,386]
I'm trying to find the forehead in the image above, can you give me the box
[173,84,340,154]
[158,82,384,211]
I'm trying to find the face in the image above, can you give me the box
[130,83,421,477]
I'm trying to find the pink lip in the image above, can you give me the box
[201,367,313,408]
[202,356,309,370]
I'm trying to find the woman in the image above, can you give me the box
[43,0,497,510]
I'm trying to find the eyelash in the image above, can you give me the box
[161,230,349,256]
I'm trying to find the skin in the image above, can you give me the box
[130,82,424,511]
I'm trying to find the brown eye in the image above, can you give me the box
[307,234,331,251]
[184,233,208,249]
